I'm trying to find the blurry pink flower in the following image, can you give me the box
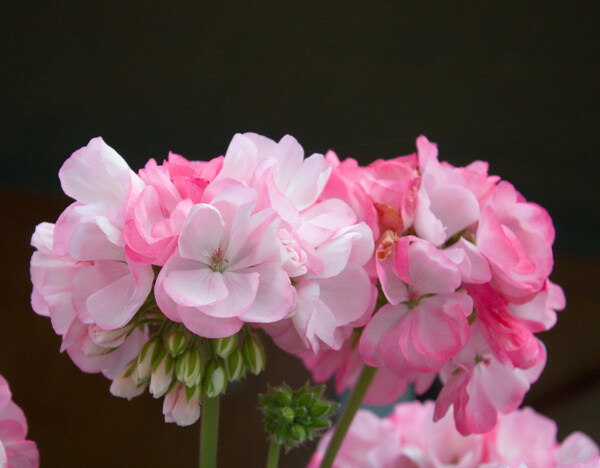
[0,375,39,468]
[155,182,295,338]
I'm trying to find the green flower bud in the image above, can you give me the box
[242,334,265,375]
[214,335,237,359]
[279,407,295,424]
[290,424,306,442]
[309,401,335,418]
[175,348,204,388]
[164,330,188,357]
[204,360,228,397]
[276,388,293,406]
[149,352,174,398]
[225,348,245,382]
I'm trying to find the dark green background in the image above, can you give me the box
[1,3,598,467]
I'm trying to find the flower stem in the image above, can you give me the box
[319,365,377,468]
[200,394,220,468]
[266,439,280,468]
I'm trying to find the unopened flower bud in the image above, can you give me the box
[165,330,188,357]
[214,335,237,359]
[135,337,160,384]
[242,334,265,375]
[110,361,146,400]
[150,352,174,398]
[163,382,201,427]
[290,424,306,442]
[175,348,204,388]
[225,349,245,382]
[279,407,295,424]
[204,360,227,398]
[88,323,131,348]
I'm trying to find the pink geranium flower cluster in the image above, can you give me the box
[30,133,563,433]
[308,401,599,468]
[0,375,39,468]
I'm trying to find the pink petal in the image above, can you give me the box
[163,265,229,307]
[177,204,225,263]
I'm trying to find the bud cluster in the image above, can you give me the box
[110,322,268,426]
[260,384,339,451]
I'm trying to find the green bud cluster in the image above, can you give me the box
[260,384,340,451]
[121,320,268,406]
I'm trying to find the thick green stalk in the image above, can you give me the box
[200,394,220,468]
[266,439,280,468]
[319,365,377,468]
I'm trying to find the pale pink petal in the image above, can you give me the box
[198,271,259,318]
[163,265,229,307]
[359,304,404,367]
[285,153,331,211]
[428,184,480,238]
[177,204,225,263]
[59,136,135,205]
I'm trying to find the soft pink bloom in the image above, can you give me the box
[124,153,223,265]
[320,151,380,240]
[476,181,555,302]
[31,222,149,379]
[361,237,472,374]
[219,133,331,223]
[556,434,600,467]
[44,137,154,330]
[435,323,546,435]
[413,136,498,246]
[155,182,295,338]
[0,375,39,468]
[162,383,200,427]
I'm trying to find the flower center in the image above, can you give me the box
[210,248,229,273]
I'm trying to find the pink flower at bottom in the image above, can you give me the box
[0,375,39,468]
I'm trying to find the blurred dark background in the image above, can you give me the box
[1,3,598,467]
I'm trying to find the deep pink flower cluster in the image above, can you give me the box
[30,133,562,431]
[0,375,39,468]
[308,402,599,468]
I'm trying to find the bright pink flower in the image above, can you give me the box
[0,375,39,468]
[361,237,472,374]
[123,153,223,265]
[155,182,295,338]
[476,181,555,302]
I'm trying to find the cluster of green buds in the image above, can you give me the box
[111,320,268,425]
[260,384,340,451]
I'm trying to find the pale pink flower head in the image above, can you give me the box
[123,153,223,265]
[219,133,331,224]
[44,137,154,330]
[487,406,558,467]
[360,236,472,375]
[308,409,398,468]
[0,375,39,468]
[476,180,555,302]
[155,181,296,338]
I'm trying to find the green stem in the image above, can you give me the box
[319,365,377,468]
[266,439,280,468]
[200,394,220,468]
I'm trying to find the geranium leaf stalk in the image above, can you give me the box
[200,394,220,468]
